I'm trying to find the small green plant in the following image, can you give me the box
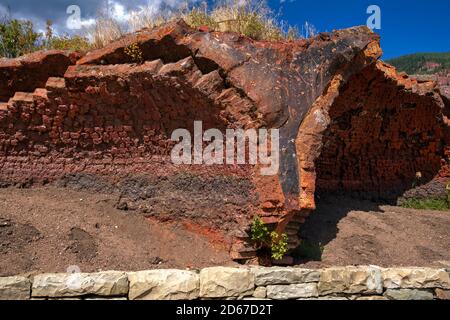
[250,215,270,242]
[124,42,144,64]
[269,231,288,260]
[250,216,289,260]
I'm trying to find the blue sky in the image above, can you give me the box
[1,0,449,59]
[272,0,450,59]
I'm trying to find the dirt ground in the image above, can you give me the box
[0,186,236,277]
[296,196,450,268]
[1,187,449,276]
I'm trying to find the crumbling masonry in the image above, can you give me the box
[0,20,448,260]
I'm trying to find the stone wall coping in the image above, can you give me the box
[0,266,449,300]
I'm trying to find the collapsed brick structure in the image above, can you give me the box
[412,74,450,99]
[0,20,448,261]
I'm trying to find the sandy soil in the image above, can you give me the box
[296,196,450,268]
[0,187,235,277]
[1,187,449,276]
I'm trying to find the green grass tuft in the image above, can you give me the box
[400,197,450,212]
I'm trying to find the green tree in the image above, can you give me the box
[0,18,40,58]
[387,52,450,75]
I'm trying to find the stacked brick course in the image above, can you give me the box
[0,20,448,260]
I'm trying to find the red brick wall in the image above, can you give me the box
[315,63,448,200]
[0,51,79,102]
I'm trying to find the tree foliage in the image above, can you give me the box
[0,17,91,58]
[0,18,40,58]
[387,52,450,75]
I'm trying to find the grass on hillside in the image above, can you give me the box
[387,52,450,75]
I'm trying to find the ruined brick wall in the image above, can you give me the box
[412,74,450,99]
[0,21,448,259]
[0,50,79,102]
[296,61,448,212]
[0,54,259,245]
[314,62,447,200]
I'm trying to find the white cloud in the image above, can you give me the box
[110,1,131,22]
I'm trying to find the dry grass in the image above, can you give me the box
[88,16,124,49]
[83,0,314,49]
[184,0,285,40]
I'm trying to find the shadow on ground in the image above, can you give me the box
[292,193,450,268]
[292,195,385,264]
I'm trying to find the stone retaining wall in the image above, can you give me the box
[1,266,449,300]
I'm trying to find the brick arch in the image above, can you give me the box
[296,61,448,211]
